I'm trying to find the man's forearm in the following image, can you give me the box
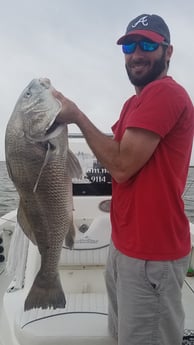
[74,110,118,173]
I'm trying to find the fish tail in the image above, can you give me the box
[24,271,66,311]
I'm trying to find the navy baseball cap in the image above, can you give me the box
[117,14,170,45]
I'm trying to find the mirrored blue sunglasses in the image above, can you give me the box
[122,40,168,54]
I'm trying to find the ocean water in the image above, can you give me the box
[0,161,194,223]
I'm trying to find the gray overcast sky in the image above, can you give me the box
[1,0,194,163]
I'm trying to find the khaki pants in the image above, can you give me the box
[105,241,190,345]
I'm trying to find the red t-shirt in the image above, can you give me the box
[111,76,194,260]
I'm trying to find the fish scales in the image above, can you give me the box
[5,78,82,310]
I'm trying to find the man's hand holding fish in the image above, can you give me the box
[53,89,82,125]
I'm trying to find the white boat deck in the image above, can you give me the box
[0,266,194,345]
[0,211,194,345]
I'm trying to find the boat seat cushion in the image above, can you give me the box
[15,292,116,345]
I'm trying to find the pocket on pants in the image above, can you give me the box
[144,260,167,291]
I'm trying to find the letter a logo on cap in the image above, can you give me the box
[132,16,149,28]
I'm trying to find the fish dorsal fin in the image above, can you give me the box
[67,149,82,179]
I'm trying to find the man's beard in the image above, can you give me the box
[125,50,166,87]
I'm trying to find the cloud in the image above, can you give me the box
[1,0,194,164]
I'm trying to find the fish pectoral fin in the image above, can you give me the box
[65,220,76,249]
[67,149,82,179]
[33,142,52,193]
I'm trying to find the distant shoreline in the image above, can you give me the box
[0,160,194,167]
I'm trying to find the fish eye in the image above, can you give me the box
[24,89,32,98]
